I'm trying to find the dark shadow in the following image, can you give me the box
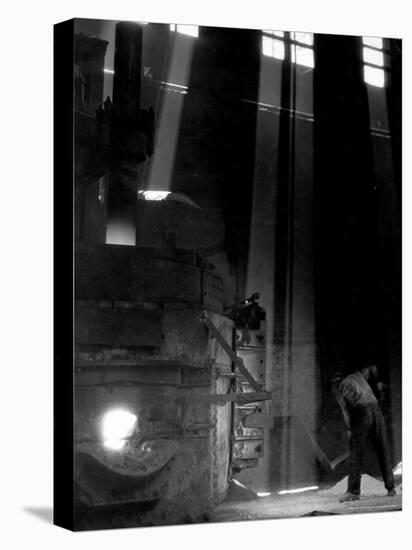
[23,507,53,524]
[301,510,339,517]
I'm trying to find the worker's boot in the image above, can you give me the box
[339,492,360,502]
[387,488,396,497]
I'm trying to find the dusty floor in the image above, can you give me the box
[210,476,402,522]
[75,474,402,529]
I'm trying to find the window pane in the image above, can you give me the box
[262,36,285,60]
[263,30,284,37]
[291,45,314,68]
[364,65,385,87]
[292,32,314,46]
[273,39,285,59]
[170,24,198,37]
[363,47,384,66]
[362,36,383,49]
[178,25,198,37]
[262,35,272,56]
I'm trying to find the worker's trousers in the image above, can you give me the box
[348,403,395,495]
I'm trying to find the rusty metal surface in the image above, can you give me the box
[232,438,264,460]
[202,269,225,313]
[76,304,162,347]
[178,391,272,406]
[236,323,266,348]
[237,348,266,386]
[195,312,269,474]
[75,373,213,507]
[75,243,223,312]
[243,410,275,428]
[134,200,225,252]
[75,440,200,507]
[160,310,212,366]
[231,458,258,470]
[75,365,182,389]
[75,461,169,506]
[76,439,178,481]
[232,325,267,470]
[74,305,235,510]
[75,306,232,369]
[234,408,267,437]
[211,366,232,504]
[73,234,239,513]
[200,313,262,391]
[76,356,207,370]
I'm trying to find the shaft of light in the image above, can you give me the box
[278,486,319,495]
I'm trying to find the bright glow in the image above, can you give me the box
[278,485,319,495]
[105,439,126,451]
[233,479,248,489]
[137,190,171,201]
[364,65,385,87]
[363,47,384,67]
[393,462,402,476]
[363,36,383,49]
[262,36,285,59]
[161,81,188,90]
[257,492,271,497]
[101,409,137,450]
[292,45,315,68]
[170,24,198,37]
[103,68,115,74]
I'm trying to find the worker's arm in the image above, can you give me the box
[362,364,384,402]
[335,390,351,430]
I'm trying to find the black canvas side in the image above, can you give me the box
[53,18,75,531]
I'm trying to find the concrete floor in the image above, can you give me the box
[210,488,402,522]
[74,473,402,529]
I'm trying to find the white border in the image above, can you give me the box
[1,1,409,548]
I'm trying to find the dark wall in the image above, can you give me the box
[314,34,380,373]
[313,34,402,463]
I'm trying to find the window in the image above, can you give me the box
[362,36,385,87]
[262,31,285,59]
[262,30,314,69]
[170,24,198,37]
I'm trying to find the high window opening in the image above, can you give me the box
[362,36,386,88]
[262,30,314,69]
[170,24,199,37]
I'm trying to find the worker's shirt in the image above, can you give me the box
[338,372,377,408]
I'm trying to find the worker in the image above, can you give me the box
[332,364,396,502]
